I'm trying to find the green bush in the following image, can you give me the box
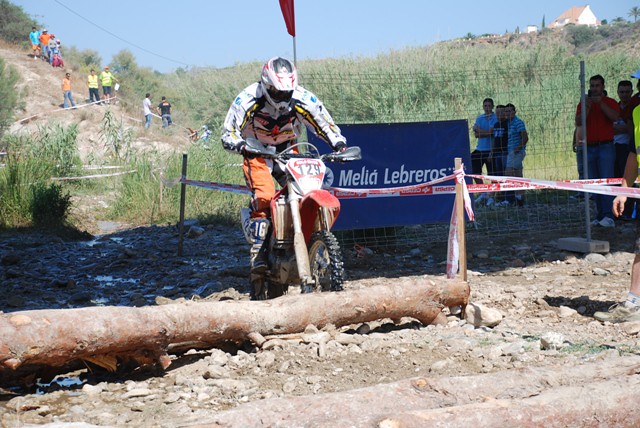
[567,25,597,47]
[0,0,38,45]
[30,183,72,226]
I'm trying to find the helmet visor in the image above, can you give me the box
[267,87,293,103]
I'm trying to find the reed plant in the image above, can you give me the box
[0,123,80,227]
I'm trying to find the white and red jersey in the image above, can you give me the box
[221,82,346,152]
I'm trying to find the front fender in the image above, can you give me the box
[300,190,340,241]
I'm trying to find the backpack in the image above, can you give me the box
[52,54,63,68]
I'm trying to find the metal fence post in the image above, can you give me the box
[178,153,188,257]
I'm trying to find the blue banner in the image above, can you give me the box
[310,120,471,230]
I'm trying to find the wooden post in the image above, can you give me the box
[177,153,187,257]
[455,157,467,282]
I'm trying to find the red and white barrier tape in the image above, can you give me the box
[468,174,640,199]
[172,167,640,280]
[180,178,251,195]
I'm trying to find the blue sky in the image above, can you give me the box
[12,1,637,73]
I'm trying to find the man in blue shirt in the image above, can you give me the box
[29,27,40,59]
[472,98,497,204]
[504,103,528,206]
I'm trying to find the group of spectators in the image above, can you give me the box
[29,26,178,129]
[574,74,640,228]
[28,26,63,67]
[58,66,117,110]
[142,93,173,129]
[471,98,529,207]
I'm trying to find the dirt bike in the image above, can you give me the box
[242,141,361,300]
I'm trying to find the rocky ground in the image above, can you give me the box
[1,216,639,427]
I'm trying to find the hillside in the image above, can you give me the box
[1,40,188,161]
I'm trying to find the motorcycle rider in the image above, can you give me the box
[221,57,347,278]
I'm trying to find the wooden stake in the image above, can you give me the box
[454,157,467,282]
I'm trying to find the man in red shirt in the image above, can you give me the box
[575,74,621,227]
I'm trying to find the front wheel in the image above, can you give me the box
[308,231,345,292]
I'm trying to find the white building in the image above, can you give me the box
[548,5,600,29]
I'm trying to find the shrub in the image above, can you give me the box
[567,25,597,47]
[30,182,72,226]
[0,0,38,46]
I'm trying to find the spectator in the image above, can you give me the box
[29,26,40,59]
[157,96,172,128]
[615,80,635,220]
[99,66,117,104]
[47,34,57,65]
[87,69,100,104]
[49,37,62,67]
[492,104,509,205]
[504,103,528,206]
[471,98,497,204]
[61,72,76,109]
[594,100,640,323]
[575,74,621,228]
[39,29,51,62]
[143,93,153,129]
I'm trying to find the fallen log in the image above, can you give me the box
[196,356,640,428]
[0,277,468,385]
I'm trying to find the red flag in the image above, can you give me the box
[279,0,296,37]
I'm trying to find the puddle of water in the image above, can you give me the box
[96,220,123,235]
[36,376,84,394]
[93,275,138,285]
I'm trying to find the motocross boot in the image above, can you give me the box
[250,241,268,274]
[244,217,270,274]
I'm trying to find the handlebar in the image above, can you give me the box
[243,141,361,163]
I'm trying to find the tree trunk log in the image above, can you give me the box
[0,278,468,385]
[197,356,640,428]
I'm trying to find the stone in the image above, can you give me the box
[465,303,503,328]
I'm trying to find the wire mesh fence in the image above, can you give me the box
[305,61,601,248]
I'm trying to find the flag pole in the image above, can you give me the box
[293,36,297,66]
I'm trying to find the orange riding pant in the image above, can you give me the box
[243,156,275,219]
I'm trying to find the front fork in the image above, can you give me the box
[289,196,314,290]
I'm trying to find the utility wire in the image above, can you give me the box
[53,0,190,68]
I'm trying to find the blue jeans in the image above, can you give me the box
[89,88,100,103]
[576,142,615,220]
[492,152,508,200]
[63,90,75,109]
[145,114,152,129]
[162,114,172,128]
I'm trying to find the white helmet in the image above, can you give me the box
[260,57,297,111]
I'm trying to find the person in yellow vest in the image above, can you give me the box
[98,65,118,104]
[87,69,100,104]
[594,100,640,323]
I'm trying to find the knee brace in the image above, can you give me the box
[241,208,270,244]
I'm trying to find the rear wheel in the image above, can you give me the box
[308,231,345,292]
